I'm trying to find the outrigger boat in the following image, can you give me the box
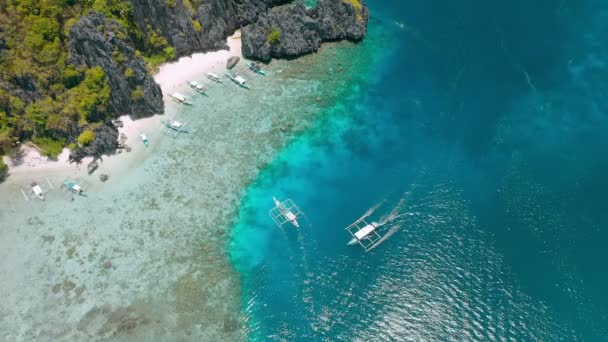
[21,178,54,201]
[61,177,87,200]
[160,119,189,137]
[30,181,46,200]
[225,71,250,89]
[206,72,222,83]
[247,62,266,75]
[269,196,303,228]
[188,80,208,94]
[345,214,383,252]
[62,178,84,195]
[139,133,149,146]
[169,92,193,105]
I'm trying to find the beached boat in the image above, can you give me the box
[188,81,208,94]
[247,62,266,75]
[206,72,222,83]
[169,92,193,105]
[225,71,250,89]
[139,133,149,146]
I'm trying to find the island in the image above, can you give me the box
[0,0,368,179]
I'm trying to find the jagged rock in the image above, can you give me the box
[69,123,119,164]
[69,12,163,118]
[100,174,109,182]
[226,56,240,69]
[242,0,369,61]
[129,0,277,56]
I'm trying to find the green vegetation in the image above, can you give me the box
[33,136,65,159]
[343,0,363,20]
[124,67,134,78]
[192,19,202,32]
[131,86,145,101]
[0,157,7,181]
[0,0,181,166]
[77,130,95,146]
[267,27,281,45]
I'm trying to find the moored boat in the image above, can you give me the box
[139,133,149,146]
[247,62,266,75]
[206,72,222,83]
[161,119,189,133]
[169,92,193,105]
[225,71,250,89]
[188,81,208,94]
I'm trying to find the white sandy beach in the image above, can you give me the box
[1,31,243,183]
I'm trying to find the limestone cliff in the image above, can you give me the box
[241,0,369,61]
[69,12,164,118]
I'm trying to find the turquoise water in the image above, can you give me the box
[230,1,608,341]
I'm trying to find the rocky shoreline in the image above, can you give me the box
[1,0,368,175]
[242,0,369,62]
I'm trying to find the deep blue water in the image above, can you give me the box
[230,1,608,340]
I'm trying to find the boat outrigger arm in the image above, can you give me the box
[21,178,54,201]
[269,196,303,228]
[345,218,382,252]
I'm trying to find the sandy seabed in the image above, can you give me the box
[0,29,351,341]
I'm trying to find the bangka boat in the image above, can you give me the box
[169,92,193,105]
[247,62,266,76]
[188,81,208,94]
[160,119,189,137]
[139,133,149,146]
[31,181,45,201]
[63,178,84,195]
[225,71,250,89]
[345,215,383,252]
[21,178,54,201]
[269,196,303,228]
[206,72,222,83]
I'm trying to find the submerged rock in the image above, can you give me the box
[87,160,99,175]
[242,0,369,61]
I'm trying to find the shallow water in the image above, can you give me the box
[229,1,608,341]
[0,41,363,341]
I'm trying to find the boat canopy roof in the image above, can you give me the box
[354,223,377,240]
[208,72,219,77]
[171,93,187,101]
[170,121,183,128]
[235,76,246,84]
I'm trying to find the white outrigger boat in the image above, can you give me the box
[269,196,303,228]
[247,62,266,76]
[345,215,382,252]
[61,177,87,200]
[188,80,208,94]
[225,71,250,89]
[21,178,54,201]
[160,118,189,137]
[206,72,222,83]
[169,92,193,105]
[139,132,149,146]
[62,178,84,195]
